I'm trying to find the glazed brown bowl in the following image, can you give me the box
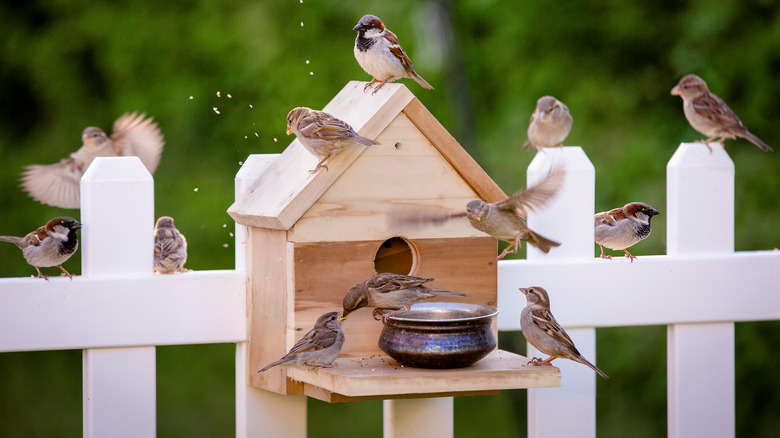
[378,302,498,369]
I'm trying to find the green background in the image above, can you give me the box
[1,0,778,436]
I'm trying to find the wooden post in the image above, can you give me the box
[80,157,157,437]
[233,155,306,438]
[666,142,735,438]
[525,147,598,438]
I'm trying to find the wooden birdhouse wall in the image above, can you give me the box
[231,82,508,397]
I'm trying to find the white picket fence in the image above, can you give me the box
[1,144,778,438]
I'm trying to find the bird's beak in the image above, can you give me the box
[286,126,293,135]
[352,23,362,31]
[74,221,83,229]
[670,85,681,96]
[519,288,528,296]
[649,209,661,216]
[338,312,349,321]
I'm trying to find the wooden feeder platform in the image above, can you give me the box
[289,350,560,403]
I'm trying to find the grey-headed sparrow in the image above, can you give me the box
[671,74,772,152]
[0,217,82,280]
[342,272,466,320]
[353,14,433,94]
[21,112,165,209]
[520,286,608,379]
[523,96,573,152]
[595,202,659,262]
[286,107,379,173]
[153,216,189,274]
[257,311,346,373]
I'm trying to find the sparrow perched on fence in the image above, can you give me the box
[594,202,660,262]
[353,14,433,94]
[520,286,609,379]
[523,96,573,152]
[671,74,772,152]
[342,273,467,320]
[153,216,189,274]
[286,107,380,173]
[0,217,82,280]
[257,311,346,373]
[21,112,165,209]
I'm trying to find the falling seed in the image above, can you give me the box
[223,243,229,248]
[194,188,199,192]
[305,60,310,64]
[273,138,278,142]
[223,224,227,228]
[216,91,221,97]
[254,132,259,137]
[227,93,232,98]
[300,21,304,27]
[212,107,220,114]
[229,232,234,237]
[189,96,194,100]
[238,161,243,165]
[249,104,253,108]
[244,136,247,139]
[309,72,314,76]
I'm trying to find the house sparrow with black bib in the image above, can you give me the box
[523,96,573,152]
[520,286,608,379]
[353,14,433,94]
[342,273,466,320]
[0,217,82,280]
[21,112,165,209]
[594,202,660,261]
[153,216,189,274]
[286,107,380,173]
[257,311,346,373]
[671,74,772,152]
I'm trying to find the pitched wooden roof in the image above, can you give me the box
[228,81,505,230]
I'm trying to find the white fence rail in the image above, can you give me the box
[1,144,779,437]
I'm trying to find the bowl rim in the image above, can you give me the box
[386,301,498,323]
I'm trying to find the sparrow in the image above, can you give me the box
[21,112,166,209]
[523,96,573,152]
[594,202,660,262]
[353,14,433,94]
[257,311,346,373]
[0,217,82,280]
[342,272,467,320]
[286,107,380,173]
[466,168,565,260]
[153,216,189,274]
[671,74,772,152]
[520,286,608,379]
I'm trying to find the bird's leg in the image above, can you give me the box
[527,357,545,366]
[370,77,394,95]
[313,363,335,372]
[497,243,516,261]
[623,249,637,263]
[541,356,556,365]
[309,158,330,175]
[34,266,49,281]
[599,245,612,259]
[57,265,74,279]
[363,78,381,92]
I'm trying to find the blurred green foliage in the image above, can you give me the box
[1,0,778,436]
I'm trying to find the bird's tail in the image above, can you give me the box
[257,359,286,373]
[740,130,773,152]
[525,229,561,254]
[355,135,381,146]
[430,289,467,298]
[0,236,24,248]
[576,356,609,379]
[412,72,434,90]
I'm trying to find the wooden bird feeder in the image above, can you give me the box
[228,82,560,402]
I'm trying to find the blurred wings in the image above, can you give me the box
[387,204,467,229]
[112,112,165,172]
[496,167,566,216]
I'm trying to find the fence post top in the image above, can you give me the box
[667,142,734,171]
[82,157,153,182]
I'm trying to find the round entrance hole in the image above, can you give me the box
[373,237,418,275]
